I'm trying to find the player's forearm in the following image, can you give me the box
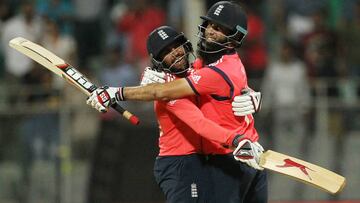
[123,84,172,101]
[123,79,194,101]
[195,119,237,146]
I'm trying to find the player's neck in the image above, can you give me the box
[198,49,235,65]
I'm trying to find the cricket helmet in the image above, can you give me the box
[147,26,193,75]
[197,1,248,52]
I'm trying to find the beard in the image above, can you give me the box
[202,37,228,52]
[196,39,228,65]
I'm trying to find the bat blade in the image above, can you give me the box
[9,37,139,125]
[9,37,65,77]
[260,150,346,194]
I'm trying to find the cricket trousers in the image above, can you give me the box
[206,154,268,203]
[154,154,213,203]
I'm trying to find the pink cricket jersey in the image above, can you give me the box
[186,53,260,155]
[155,69,240,156]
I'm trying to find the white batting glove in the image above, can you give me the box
[140,67,166,86]
[233,139,264,170]
[86,86,124,113]
[232,88,262,116]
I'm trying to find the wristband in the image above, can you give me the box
[115,87,126,101]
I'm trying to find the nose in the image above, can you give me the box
[172,47,183,57]
[206,26,216,37]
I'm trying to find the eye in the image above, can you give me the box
[213,25,221,31]
[208,23,220,31]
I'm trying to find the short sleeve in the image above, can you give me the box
[185,67,229,96]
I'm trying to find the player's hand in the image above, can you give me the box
[86,86,124,112]
[233,139,264,170]
[140,67,166,86]
[232,88,262,116]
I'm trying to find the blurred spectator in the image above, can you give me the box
[98,43,139,123]
[100,45,138,88]
[282,0,327,42]
[87,44,138,202]
[167,0,184,31]
[340,1,360,77]
[342,0,360,21]
[240,4,268,90]
[107,0,128,70]
[40,17,101,156]
[41,18,76,88]
[99,44,138,118]
[19,67,60,202]
[117,0,165,70]
[0,0,10,78]
[261,39,311,151]
[301,8,339,96]
[1,1,43,82]
[73,0,106,69]
[40,17,98,148]
[0,0,20,21]
[36,0,74,35]
[21,67,59,159]
[338,0,360,133]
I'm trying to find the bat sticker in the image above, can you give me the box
[58,64,97,92]
[277,158,315,180]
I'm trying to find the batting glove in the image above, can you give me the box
[232,88,262,116]
[86,86,125,112]
[140,67,166,86]
[233,138,264,170]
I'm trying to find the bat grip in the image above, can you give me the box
[111,103,140,125]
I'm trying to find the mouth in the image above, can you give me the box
[175,58,185,68]
[170,56,187,70]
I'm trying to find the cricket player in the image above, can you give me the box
[139,25,261,202]
[87,1,267,202]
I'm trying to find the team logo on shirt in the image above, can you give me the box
[190,72,201,84]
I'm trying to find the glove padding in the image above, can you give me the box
[233,139,264,170]
[86,86,123,113]
[232,88,262,116]
[140,67,166,86]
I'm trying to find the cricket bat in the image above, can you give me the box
[9,37,139,125]
[260,150,346,194]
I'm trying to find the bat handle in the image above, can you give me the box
[111,103,140,125]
